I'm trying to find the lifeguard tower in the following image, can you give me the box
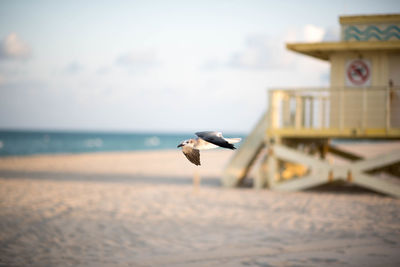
[223,14,400,197]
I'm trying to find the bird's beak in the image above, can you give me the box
[177,143,183,148]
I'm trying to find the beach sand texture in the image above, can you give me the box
[1,145,400,266]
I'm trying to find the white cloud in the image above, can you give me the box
[64,61,84,74]
[201,24,330,87]
[202,34,294,70]
[322,26,340,42]
[284,24,327,43]
[204,24,329,71]
[302,24,325,42]
[284,25,331,84]
[0,33,31,60]
[96,66,112,75]
[228,35,286,69]
[115,49,159,69]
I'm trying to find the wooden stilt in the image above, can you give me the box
[193,170,201,192]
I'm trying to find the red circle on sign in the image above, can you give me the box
[347,60,370,85]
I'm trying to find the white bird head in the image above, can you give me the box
[177,139,194,148]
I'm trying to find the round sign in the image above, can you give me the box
[346,59,370,86]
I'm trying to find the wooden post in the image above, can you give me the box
[254,154,268,189]
[193,170,201,192]
[302,96,307,128]
[339,88,344,130]
[319,140,329,160]
[267,146,278,189]
[347,170,353,182]
[282,93,291,127]
[320,96,326,129]
[269,90,280,129]
[362,87,367,131]
[386,86,391,131]
[309,96,314,128]
[295,94,303,129]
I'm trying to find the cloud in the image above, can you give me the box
[0,33,31,60]
[302,24,325,42]
[202,33,296,70]
[115,49,159,69]
[284,24,327,43]
[322,26,340,42]
[64,61,84,74]
[96,66,112,75]
[203,24,333,71]
[228,34,291,70]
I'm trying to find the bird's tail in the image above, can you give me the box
[225,138,242,144]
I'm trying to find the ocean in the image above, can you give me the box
[0,130,246,157]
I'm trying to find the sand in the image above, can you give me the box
[0,147,400,267]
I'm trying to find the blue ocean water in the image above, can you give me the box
[0,130,245,157]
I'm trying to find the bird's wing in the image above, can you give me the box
[195,131,236,150]
[182,146,201,166]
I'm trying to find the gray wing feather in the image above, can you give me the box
[182,146,201,166]
[195,131,235,150]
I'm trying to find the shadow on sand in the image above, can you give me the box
[0,170,386,196]
[0,170,221,187]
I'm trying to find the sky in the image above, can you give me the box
[0,0,399,134]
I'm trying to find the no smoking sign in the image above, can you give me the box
[345,59,371,87]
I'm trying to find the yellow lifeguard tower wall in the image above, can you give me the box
[332,15,400,86]
[329,15,400,129]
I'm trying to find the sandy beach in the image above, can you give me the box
[1,146,400,267]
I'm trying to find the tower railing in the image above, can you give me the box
[267,86,400,138]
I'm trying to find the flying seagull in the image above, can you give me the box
[177,131,242,166]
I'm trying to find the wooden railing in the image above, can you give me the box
[267,87,400,138]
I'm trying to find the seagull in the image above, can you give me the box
[177,131,242,166]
